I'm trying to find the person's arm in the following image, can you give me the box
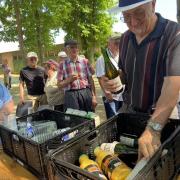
[0,84,14,120]
[138,76,180,159]
[57,75,78,88]
[88,76,97,110]
[98,76,113,101]
[0,99,14,115]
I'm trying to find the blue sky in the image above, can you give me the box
[0,0,178,53]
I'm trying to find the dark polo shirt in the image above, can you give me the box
[119,13,180,113]
[19,66,46,96]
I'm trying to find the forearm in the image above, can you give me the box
[150,76,180,127]
[19,82,24,100]
[57,79,71,89]
[89,76,96,96]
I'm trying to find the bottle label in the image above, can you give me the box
[109,77,123,93]
[85,164,106,179]
[101,141,119,154]
[101,155,122,178]
[120,136,135,147]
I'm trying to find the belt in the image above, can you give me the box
[66,88,88,92]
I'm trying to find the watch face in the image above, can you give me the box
[149,121,162,131]
[154,123,161,131]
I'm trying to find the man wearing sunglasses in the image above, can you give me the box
[103,0,180,159]
[19,52,47,111]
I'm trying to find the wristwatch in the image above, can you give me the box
[147,121,163,132]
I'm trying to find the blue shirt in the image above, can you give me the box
[0,83,12,109]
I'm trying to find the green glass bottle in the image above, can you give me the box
[101,48,123,94]
[100,141,137,155]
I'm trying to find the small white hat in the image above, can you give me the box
[58,51,67,57]
[27,52,38,58]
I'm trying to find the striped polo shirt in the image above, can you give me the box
[119,13,180,113]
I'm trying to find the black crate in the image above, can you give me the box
[47,113,180,180]
[0,109,95,180]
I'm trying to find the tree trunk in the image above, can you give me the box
[35,9,44,65]
[12,0,26,60]
[177,0,180,23]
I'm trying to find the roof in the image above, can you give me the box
[0,41,19,54]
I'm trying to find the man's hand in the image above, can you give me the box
[104,90,113,102]
[68,74,79,83]
[92,96,98,110]
[101,76,120,92]
[138,128,161,160]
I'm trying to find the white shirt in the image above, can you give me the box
[96,49,124,101]
[44,71,64,106]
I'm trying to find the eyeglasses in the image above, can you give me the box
[120,9,146,24]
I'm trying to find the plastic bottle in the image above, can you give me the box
[100,141,137,155]
[94,147,132,180]
[79,154,107,180]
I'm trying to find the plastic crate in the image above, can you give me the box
[0,109,95,179]
[47,113,180,180]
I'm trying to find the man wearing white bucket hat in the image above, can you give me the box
[103,0,180,159]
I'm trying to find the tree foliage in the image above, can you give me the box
[0,0,116,63]
[63,0,116,63]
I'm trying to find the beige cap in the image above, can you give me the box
[27,52,38,58]
[58,51,67,57]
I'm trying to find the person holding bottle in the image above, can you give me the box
[43,59,64,111]
[102,0,180,160]
[96,35,124,118]
[57,40,97,112]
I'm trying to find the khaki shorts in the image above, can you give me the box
[27,94,47,112]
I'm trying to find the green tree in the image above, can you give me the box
[63,0,116,63]
[0,0,70,64]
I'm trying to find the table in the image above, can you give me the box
[0,149,37,180]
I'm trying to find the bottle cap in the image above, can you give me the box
[79,154,88,163]
[94,146,100,156]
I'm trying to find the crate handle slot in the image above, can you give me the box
[12,133,21,143]
[84,130,98,146]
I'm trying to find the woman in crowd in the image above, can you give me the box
[43,60,64,111]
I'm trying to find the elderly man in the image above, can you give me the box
[57,40,97,112]
[103,0,180,159]
[19,52,47,111]
[96,35,124,118]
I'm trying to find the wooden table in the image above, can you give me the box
[0,149,37,180]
